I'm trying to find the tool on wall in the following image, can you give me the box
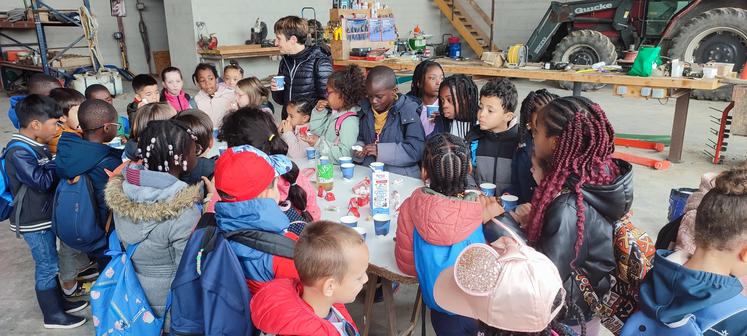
[136,0,153,74]
[246,18,269,46]
[196,22,218,50]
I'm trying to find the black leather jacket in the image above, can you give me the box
[271,46,332,115]
[5,135,58,233]
[538,159,634,320]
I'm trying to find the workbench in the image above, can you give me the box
[335,58,725,163]
[198,45,280,75]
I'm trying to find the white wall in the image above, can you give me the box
[181,0,464,85]
[0,0,169,75]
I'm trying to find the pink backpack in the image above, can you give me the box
[333,111,358,144]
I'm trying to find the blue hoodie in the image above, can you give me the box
[56,132,124,226]
[215,198,294,291]
[8,95,24,130]
[622,250,747,335]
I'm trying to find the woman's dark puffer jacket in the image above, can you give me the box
[272,45,332,116]
[538,159,633,322]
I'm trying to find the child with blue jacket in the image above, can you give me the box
[395,133,504,335]
[622,167,747,336]
[213,145,300,295]
[355,66,425,178]
[6,95,87,329]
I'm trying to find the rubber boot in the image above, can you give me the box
[35,287,87,329]
[55,277,89,313]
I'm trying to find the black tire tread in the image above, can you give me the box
[552,30,618,91]
[669,7,747,101]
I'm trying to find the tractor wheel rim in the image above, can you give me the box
[684,27,747,66]
[562,44,599,65]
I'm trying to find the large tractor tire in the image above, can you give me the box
[669,7,747,101]
[552,30,618,92]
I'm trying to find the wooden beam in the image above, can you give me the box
[463,0,493,25]
[333,58,725,91]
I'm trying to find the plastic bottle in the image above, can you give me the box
[317,140,334,191]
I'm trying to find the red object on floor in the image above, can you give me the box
[613,152,671,170]
[614,138,666,152]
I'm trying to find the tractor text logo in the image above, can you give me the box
[574,3,613,15]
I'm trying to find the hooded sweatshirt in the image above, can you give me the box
[214,198,299,294]
[251,278,357,336]
[309,106,360,164]
[56,132,124,231]
[465,123,519,193]
[621,250,747,335]
[104,165,202,316]
[539,159,633,320]
[395,188,485,313]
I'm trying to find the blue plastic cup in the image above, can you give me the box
[426,104,439,118]
[273,76,285,90]
[353,227,367,240]
[341,163,355,179]
[501,194,519,212]
[480,183,497,197]
[340,215,358,228]
[373,214,391,236]
[306,147,316,160]
[370,162,384,171]
[339,156,353,165]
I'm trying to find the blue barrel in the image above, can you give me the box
[668,188,698,222]
[448,36,461,58]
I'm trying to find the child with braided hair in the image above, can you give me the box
[506,89,559,204]
[432,74,479,139]
[104,119,203,319]
[395,133,503,335]
[528,96,633,335]
[406,60,444,136]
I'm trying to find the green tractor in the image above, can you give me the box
[525,0,747,100]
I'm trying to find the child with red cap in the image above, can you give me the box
[213,144,300,294]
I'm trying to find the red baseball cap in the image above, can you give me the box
[215,146,276,202]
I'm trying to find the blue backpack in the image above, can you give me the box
[621,294,747,336]
[0,141,39,224]
[52,168,108,253]
[90,230,167,336]
[169,213,255,336]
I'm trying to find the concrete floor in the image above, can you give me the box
[0,79,743,335]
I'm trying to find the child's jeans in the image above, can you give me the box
[430,309,478,336]
[58,241,90,282]
[22,230,59,291]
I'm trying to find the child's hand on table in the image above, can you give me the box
[479,195,505,223]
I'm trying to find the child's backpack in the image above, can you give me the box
[0,141,39,224]
[90,230,167,336]
[573,213,656,335]
[52,169,108,253]
[620,294,747,336]
[169,213,294,336]
[333,111,358,145]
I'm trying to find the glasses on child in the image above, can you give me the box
[84,122,122,132]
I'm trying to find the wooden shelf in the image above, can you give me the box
[0,20,35,29]
[198,45,280,59]
[0,61,43,72]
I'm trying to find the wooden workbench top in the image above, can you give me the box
[198,45,280,58]
[334,58,724,91]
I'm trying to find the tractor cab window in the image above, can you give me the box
[644,0,690,37]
